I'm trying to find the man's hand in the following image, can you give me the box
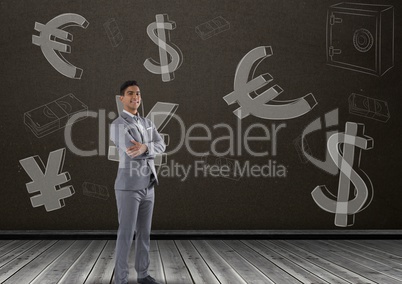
[126,140,148,158]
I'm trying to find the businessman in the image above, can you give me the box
[110,80,165,284]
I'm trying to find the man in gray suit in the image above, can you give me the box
[110,80,165,284]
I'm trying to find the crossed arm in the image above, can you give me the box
[110,120,166,160]
[126,140,148,158]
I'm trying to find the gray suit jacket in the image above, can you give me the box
[110,111,166,190]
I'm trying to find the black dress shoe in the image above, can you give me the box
[137,275,161,284]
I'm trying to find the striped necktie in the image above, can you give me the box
[131,115,145,140]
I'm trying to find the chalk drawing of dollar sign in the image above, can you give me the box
[312,122,374,227]
[143,14,183,82]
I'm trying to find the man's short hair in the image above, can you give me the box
[120,80,139,96]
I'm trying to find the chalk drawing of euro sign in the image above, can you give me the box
[32,13,89,79]
[223,46,317,120]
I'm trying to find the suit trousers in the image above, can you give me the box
[114,185,154,284]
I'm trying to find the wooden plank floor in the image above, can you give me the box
[0,239,401,283]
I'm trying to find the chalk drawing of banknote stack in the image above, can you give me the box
[104,18,123,47]
[326,3,394,76]
[348,93,390,122]
[195,16,230,40]
[82,182,109,200]
[24,94,88,138]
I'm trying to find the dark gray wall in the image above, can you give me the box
[1,0,401,230]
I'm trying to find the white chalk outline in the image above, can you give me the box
[311,122,374,227]
[103,18,123,47]
[348,93,390,123]
[24,93,88,138]
[195,16,230,40]
[19,148,75,212]
[326,3,394,76]
[32,13,89,79]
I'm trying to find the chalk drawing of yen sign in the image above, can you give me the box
[32,13,89,79]
[223,46,317,120]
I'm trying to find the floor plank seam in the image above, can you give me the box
[1,239,401,284]
[31,240,77,284]
[275,240,356,284]
[188,240,222,284]
[241,240,303,283]
[222,240,277,284]
[292,240,379,284]
[262,240,333,284]
[1,240,60,284]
